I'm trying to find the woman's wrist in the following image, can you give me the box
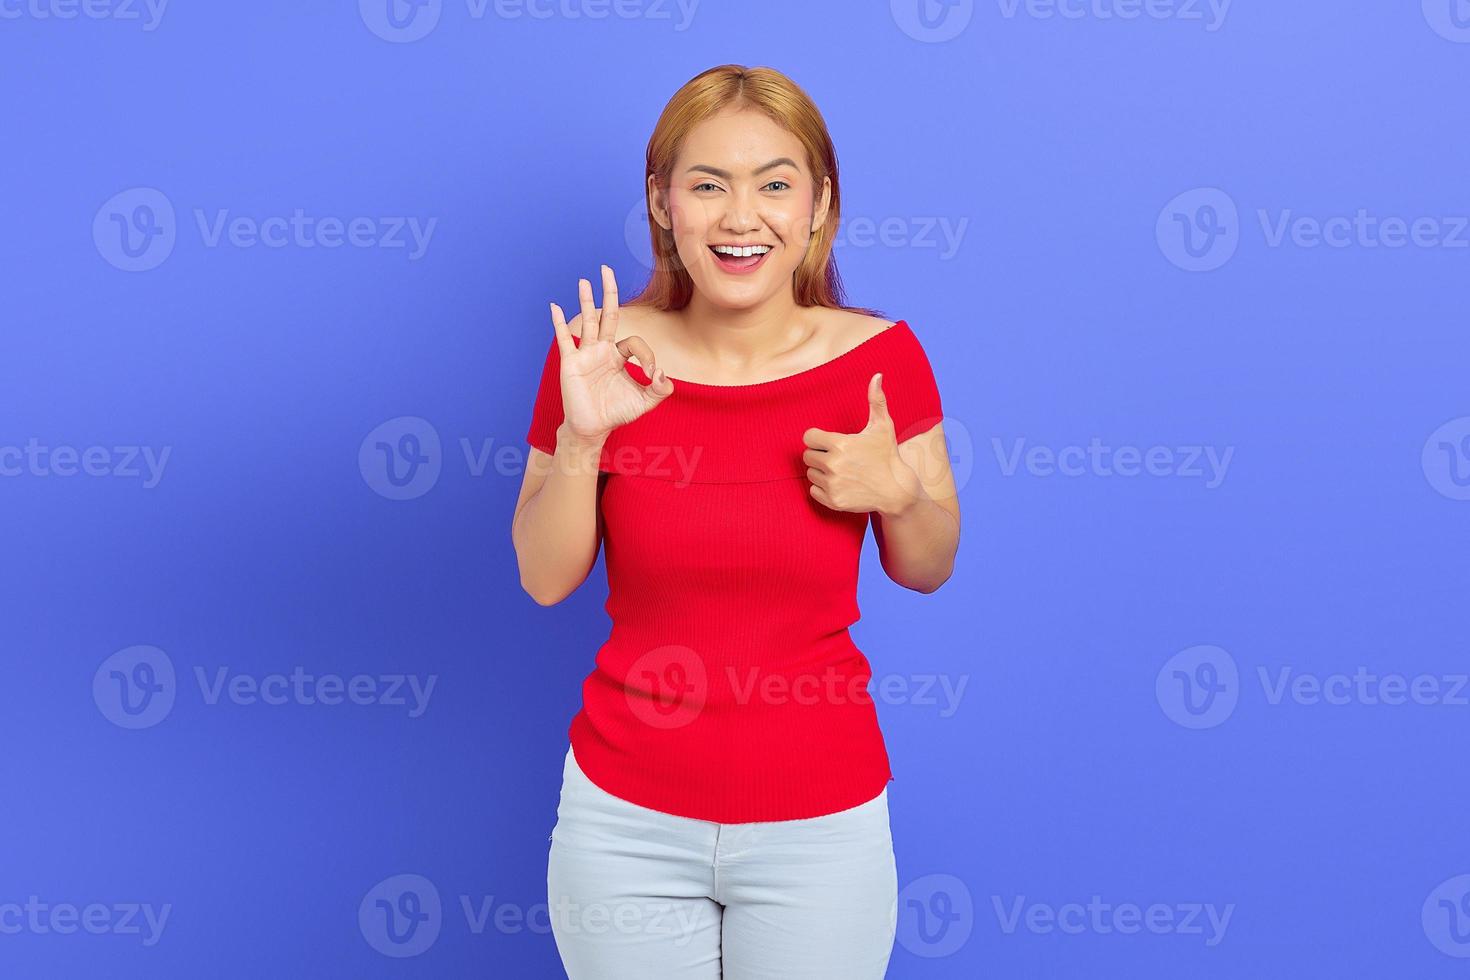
[546,422,607,478]
[558,423,611,449]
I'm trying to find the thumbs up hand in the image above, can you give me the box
[801,373,924,517]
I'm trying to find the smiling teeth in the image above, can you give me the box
[712,245,771,257]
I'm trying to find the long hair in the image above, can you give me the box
[626,64,883,318]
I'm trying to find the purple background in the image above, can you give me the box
[3,1,1469,976]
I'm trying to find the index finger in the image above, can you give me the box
[802,427,838,451]
[578,277,601,342]
[549,302,573,358]
[599,264,620,338]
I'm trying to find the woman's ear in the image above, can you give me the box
[810,175,832,235]
[647,174,673,231]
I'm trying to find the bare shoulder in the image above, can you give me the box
[814,308,899,355]
[610,302,677,346]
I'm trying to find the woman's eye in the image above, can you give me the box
[691,180,789,192]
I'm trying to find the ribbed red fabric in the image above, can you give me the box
[525,319,944,822]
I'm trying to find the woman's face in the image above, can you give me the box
[650,107,831,312]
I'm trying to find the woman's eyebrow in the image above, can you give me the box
[684,157,800,179]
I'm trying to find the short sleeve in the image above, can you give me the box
[885,325,945,443]
[525,335,564,454]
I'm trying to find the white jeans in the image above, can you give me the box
[546,744,898,979]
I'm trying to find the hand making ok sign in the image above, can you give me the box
[549,264,674,442]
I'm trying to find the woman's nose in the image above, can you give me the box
[720,202,760,233]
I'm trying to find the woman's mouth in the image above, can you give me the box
[708,244,773,275]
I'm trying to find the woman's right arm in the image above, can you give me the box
[511,266,672,605]
[512,421,608,606]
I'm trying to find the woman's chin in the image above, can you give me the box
[698,285,769,311]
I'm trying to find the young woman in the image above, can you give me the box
[512,64,960,979]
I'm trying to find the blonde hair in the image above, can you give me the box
[626,64,882,317]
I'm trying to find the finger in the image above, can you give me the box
[806,467,828,489]
[549,302,573,358]
[578,277,600,342]
[639,365,675,404]
[615,334,657,376]
[802,426,838,451]
[801,448,830,471]
[865,372,892,429]
[809,482,835,510]
[599,264,620,339]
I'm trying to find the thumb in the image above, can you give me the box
[865,372,891,430]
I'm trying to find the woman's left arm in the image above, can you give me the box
[802,373,960,593]
[872,421,959,593]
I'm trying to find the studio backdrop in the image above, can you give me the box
[2,2,1468,977]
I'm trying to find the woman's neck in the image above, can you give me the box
[676,292,817,370]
